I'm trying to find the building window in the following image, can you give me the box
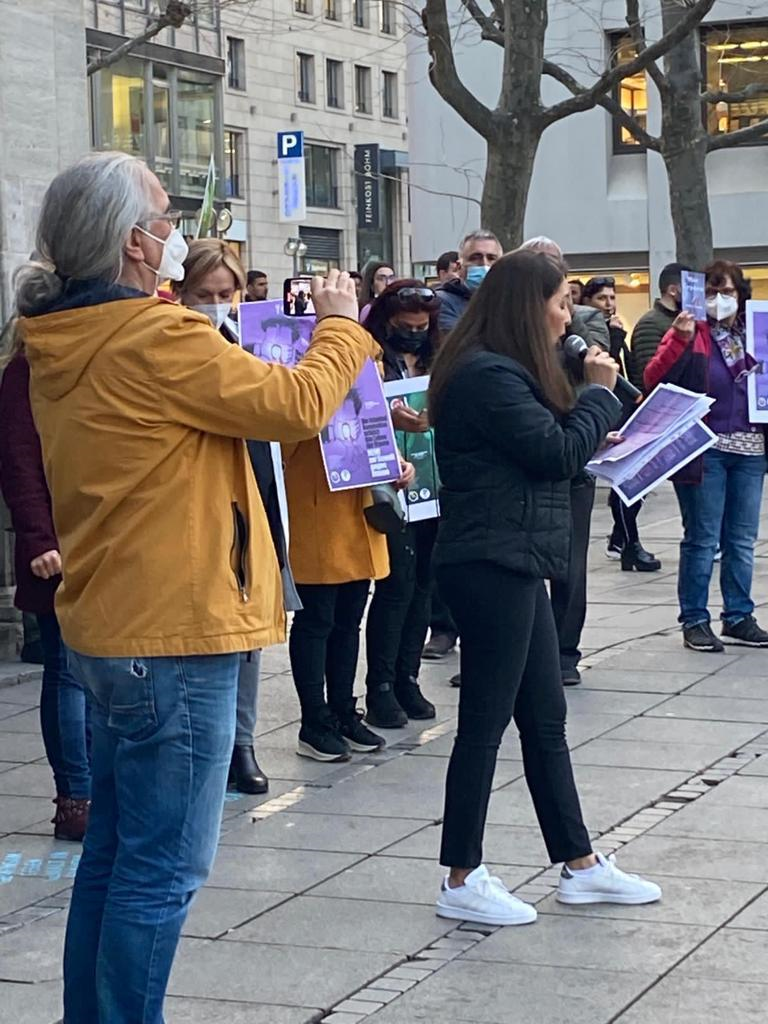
[704,24,768,140]
[382,71,398,118]
[297,53,316,104]
[324,0,340,19]
[224,130,244,198]
[305,144,340,208]
[295,0,311,12]
[380,0,395,34]
[226,37,246,91]
[93,56,147,156]
[326,59,344,109]
[353,0,369,27]
[299,226,342,273]
[608,35,648,152]
[355,64,372,114]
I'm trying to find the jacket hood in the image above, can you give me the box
[21,295,171,401]
[441,277,471,299]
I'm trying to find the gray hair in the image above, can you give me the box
[458,229,502,258]
[14,151,155,317]
[519,236,563,258]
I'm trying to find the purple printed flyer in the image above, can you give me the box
[238,299,313,366]
[746,301,768,423]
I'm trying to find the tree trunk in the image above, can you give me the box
[481,120,541,251]
[659,0,714,267]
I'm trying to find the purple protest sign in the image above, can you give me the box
[238,300,314,366]
[746,302,768,423]
[320,359,400,491]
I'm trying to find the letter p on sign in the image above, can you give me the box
[277,131,304,159]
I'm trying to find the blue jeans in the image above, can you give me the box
[62,652,239,1024]
[235,650,261,745]
[36,612,91,799]
[674,448,766,628]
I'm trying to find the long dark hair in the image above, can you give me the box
[429,250,573,418]
[365,278,441,369]
[359,260,393,307]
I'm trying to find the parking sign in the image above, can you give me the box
[277,131,306,223]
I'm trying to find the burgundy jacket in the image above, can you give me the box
[0,354,59,613]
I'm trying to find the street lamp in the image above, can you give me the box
[284,237,308,277]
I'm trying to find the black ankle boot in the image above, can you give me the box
[394,676,436,720]
[229,744,269,795]
[621,542,661,573]
[365,684,408,728]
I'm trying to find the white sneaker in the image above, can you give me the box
[436,865,537,926]
[557,852,662,906]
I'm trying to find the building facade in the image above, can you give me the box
[406,0,768,320]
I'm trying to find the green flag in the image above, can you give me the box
[196,154,217,239]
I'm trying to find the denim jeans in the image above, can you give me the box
[235,650,261,745]
[36,612,91,799]
[675,447,767,627]
[62,651,239,1024]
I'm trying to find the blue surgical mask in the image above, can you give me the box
[465,265,489,291]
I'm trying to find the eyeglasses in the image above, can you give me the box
[705,286,737,297]
[142,209,183,230]
[396,287,436,302]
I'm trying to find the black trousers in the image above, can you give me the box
[289,580,370,719]
[609,489,643,547]
[429,579,458,641]
[437,562,592,869]
[366,520,437,691]
[551,479,595,671]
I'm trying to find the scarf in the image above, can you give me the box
[709,318,756,381]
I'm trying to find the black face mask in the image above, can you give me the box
[388,327,429,354]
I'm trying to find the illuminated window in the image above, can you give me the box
[94,57,146,156]
[608,35,648,152]
[704,24,768,140]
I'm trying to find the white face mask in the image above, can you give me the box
[706,293,738,322]
[191,303,231,329]
[135,225,189,282]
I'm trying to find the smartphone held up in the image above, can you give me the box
[283,276,315,317]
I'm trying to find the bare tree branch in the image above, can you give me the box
[625,0,668,96]
[702,82,768,105]
[87,1,192,76]
[543,59,660,149]
[542,0,716,127]
[707,117,768,151]
[422,0,494,137]
[459,0,503,43]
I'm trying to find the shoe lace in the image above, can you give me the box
[602,853,640,883]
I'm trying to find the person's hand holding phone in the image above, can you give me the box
[311,270,358,322]
[391,404,430,433]
[583,346,619,391]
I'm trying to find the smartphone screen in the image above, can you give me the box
[283,277,315,317]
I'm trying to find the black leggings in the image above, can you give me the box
[437,562,592,868]
[609,490,643,547]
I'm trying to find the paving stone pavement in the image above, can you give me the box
[2,486,768,1023]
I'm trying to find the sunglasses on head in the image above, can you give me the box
[588,276,615,289]
[395,287,436,302]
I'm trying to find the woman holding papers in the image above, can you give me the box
[428,249,662,926]
[645,259,768,653]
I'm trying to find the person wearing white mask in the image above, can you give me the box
[12,151,378,1023]
[173,238,303,796]
[645,259,768,652]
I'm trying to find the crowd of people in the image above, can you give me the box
[0,150,766,1022]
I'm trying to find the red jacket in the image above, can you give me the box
[644,322,711,396]
[0,354,59,613]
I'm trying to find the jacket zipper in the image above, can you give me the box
[231,502,250,602]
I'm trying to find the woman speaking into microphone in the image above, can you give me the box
[429,250,661,926]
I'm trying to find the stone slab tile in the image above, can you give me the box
[686,675,768,700]
[616,976,768,1024]
[164,997,317,1023]
[463,913,710,974]
[594,651,738,674]
[727,891,768,930]
[539,874,761,927]
[648,801,768,843]
[309,854,535,905]
[575,670,707,694]
[0,679,42,705]
[565,689,670,717]
[0,701,30,720]
[249,747,348,784]
[0,762,57,798]
[378,822,549,868]
[612,835,768,883]
[738,755,768,776]
[169,935,397,1009]
[0,708,43,733]
[702,652,768,677]
[693,775,768,808]
[409,730,522,762]
[0,794,60,833]
[571,738,726,772]
[645,695,768,724]
[0,911,65,982]
[0,733,46,763]
[600,715,763,749]
[224,894,455,953]
[220,780,297,821]
[358,959,656,1024]
[205,845,362,894]
[0,980,62,1024]
[220,813,424,855]
[182,887,289,939]
[676,927,768,984]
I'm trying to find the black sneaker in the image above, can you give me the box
[422,632,457,660]
[683,622,725,653]
[337,705,386,752]
[561,666,581,687]
[722,615,768,648]
[395,677,436,720]
[366,684,408,728]
[297,710,352,762]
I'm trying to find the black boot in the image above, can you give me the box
[394,676,436,720]
[365,683,408,728]
[229,744,269,795]
[621,542,661,573]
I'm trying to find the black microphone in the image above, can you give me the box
[563,334,641,404]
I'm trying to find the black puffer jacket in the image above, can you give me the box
[433,352,621,581]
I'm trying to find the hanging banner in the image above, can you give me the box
[354,144,380,230]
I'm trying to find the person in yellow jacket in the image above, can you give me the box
[8,151,376,1024]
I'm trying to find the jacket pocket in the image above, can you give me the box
[231,502,250,602]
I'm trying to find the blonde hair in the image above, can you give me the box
[175,238,246,296]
